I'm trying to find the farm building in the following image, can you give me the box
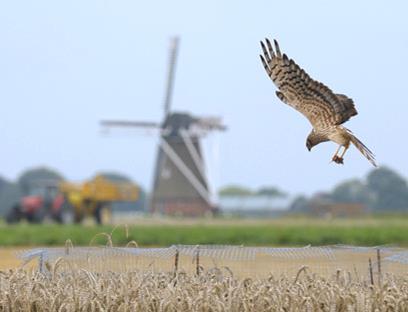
[309,202,367,218]
[218,195,292,217]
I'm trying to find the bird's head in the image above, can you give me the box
[306,130,323,151]
[306,138,313,151]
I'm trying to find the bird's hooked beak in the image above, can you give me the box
[306,140,312,151]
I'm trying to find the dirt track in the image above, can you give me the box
[0,248,26,270]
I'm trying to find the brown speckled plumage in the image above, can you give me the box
[260,38,376,167]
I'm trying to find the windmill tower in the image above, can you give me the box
[101,38,226,216]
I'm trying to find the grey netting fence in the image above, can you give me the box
[18,245,408,279]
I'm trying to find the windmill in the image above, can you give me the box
[101,37,226,216]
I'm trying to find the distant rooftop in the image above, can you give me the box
[218,195,292,212]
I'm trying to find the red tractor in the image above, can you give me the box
[6,185,65,223]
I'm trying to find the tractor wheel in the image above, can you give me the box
[52,211,64,224]
[73,212,84,224]
[94,203,111,225]
[5,204,22,224]
[94,203,103,225]
[27,210,45,224]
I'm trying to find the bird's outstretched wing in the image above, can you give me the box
[260,38,357,128]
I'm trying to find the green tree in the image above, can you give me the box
[256,186,287,198]
[0,176,8,191]
[218,185,253,197]
[366,167,408,211]
[0,177,22,216]
[289,195,310,212]
[17,167,64,195]
[330,179,373,205]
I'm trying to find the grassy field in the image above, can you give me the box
[1,216,408,247]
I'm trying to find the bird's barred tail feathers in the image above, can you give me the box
[347,130,377,167]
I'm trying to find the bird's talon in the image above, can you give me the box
[332,155,344,164]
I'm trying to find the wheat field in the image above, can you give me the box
[3,230,408,311]
[1,265,408,311]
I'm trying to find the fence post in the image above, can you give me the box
[376,248,382,287]
[368,258,374,285]
[173,249,179,278]
[195,246,200,276]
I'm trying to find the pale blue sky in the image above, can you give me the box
[0,0,407,195]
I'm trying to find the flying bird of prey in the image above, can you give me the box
[260,38,377,167]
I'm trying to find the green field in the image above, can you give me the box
[1,216,408,247]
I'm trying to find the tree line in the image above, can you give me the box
[291,167,408,212]
[2,166,407,216]
[219,167,408,212]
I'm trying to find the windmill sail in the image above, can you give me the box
[163,37,179,118]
